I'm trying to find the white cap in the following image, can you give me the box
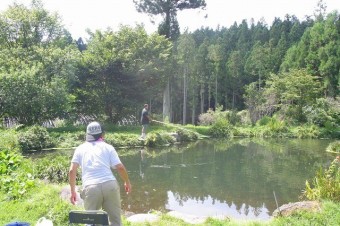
[86,122,103,141]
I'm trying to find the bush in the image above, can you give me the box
[225,110,241,125]
[176,128,198,142]
[18,125,55,152]
[209,118,232,138]
[50,131,84,148]
[326,141,340,154]
[0,129,19,151]
[237,110,251,125]
[0,150,35,200]
[34,155,77,184]
[0,149,22,175]
[257,116,272,126]
[304,157,340,201]
[293,125,320,138]
[303,98,340,128]
[145,132,176,147]
[198,106,239,126]
[198,108,216,125]
[267,116,287,133]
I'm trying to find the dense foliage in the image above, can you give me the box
[0,0,339,130]
[0,1,78,125]
[304,156,340,201]
[0,150,35,200]
[17,125,54,152]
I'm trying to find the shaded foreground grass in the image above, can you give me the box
[0,182,339,226]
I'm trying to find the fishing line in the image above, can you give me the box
[273,190,281,216]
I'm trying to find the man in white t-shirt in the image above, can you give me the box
[69,121,131,226]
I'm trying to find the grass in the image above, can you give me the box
[0,182,74,225]
[1,181,339,225]
[270,201,340,226]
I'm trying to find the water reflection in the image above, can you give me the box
[166,191,270,219]
[117,138,334,220]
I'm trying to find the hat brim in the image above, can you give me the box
[86,133,102,142]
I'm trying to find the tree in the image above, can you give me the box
[207,40,223,108]
[133,0,206,122]
[195,39,211,115]
[280,12,340,98]
[133,0,206,41]
[0,0,79,125]
[0,0,65,49]
[76,26,172,122]
[226,50,245,109]
[244,82,268,124]
[244,42,272,89]
[0,64,72,125]
[265,69,322,122]
[176,31,196,124]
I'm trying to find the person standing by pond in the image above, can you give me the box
[140,104,151,139]
[69,121,132,226]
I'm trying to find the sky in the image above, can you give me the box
[0,0,339,40]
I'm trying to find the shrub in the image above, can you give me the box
[18,125,55,152]
[326,141,340,154]
[0,150,35,200]
[0,129,19,151]
[257,116,272,126]
[144,132,176,147]
[267,116,287,133]
[293,125,320,138]
[304,157,340,201]
[209,118,232,138]
[237,110,251,126]
[198,106,238,126]
[303,98,340,127]
[34,155,77,184]
[225,110,241,125]
[198,108,216,125]
[50,131,85,148]
[176,128,198,142]
[0,149,22,175]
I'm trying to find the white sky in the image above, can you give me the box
[0,0,339,39]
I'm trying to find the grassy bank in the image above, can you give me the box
[0,181,339,225]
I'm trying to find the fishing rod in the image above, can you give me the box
[273,191,281,216]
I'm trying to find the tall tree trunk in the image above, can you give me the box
[232,89,235,109]
[163,78,171,122]
[215,74,218,107]
[200,83,204,114]
[183,66,187,124]
[208,83,211,109]
[191,87,196,124]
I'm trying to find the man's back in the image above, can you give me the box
[72,141,121,187]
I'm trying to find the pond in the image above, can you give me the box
[117,138,335,220]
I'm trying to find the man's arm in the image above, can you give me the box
[115,163,132,194]
[69,162,79,204]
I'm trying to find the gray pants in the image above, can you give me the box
[81,180,121,226]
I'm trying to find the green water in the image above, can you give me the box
[118,138,335,220]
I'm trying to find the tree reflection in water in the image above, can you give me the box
[119,138,334,220]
